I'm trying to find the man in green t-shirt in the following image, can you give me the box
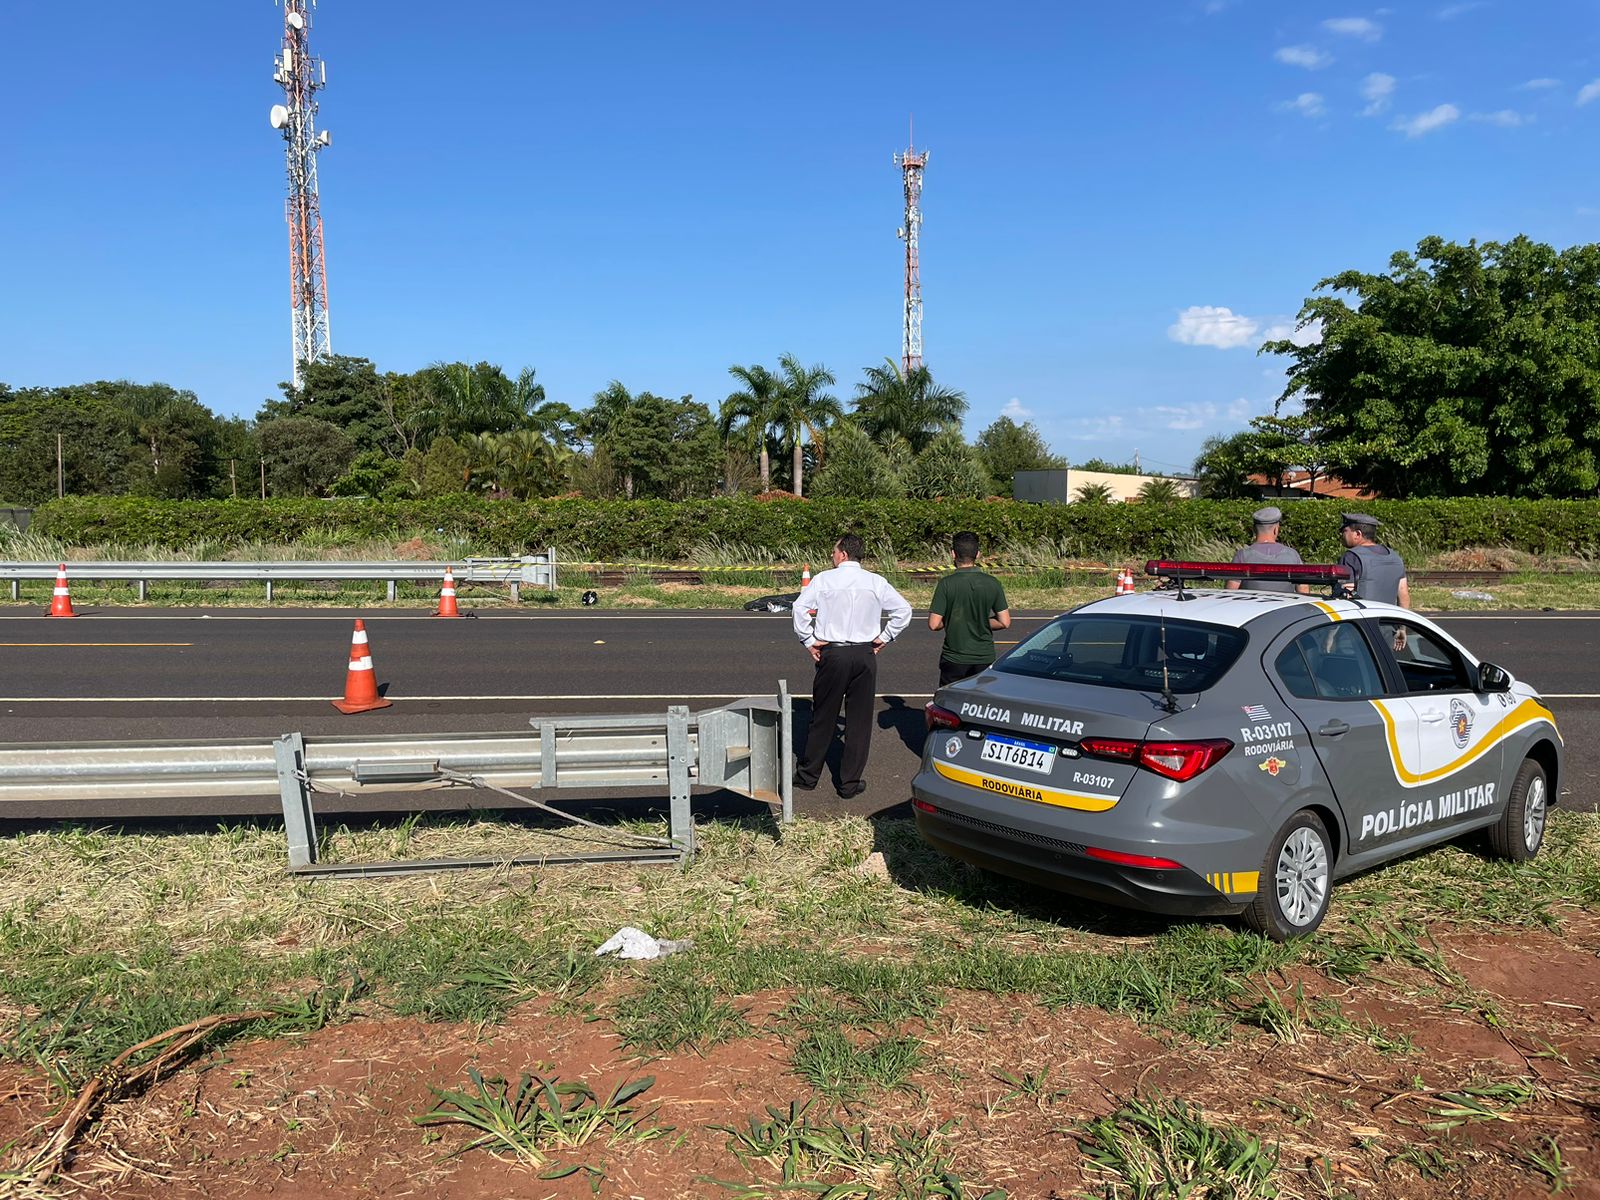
[928,531,1011,686]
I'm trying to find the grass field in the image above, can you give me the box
[2,809,1598,1197]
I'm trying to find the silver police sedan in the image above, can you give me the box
[911,561,1563,939]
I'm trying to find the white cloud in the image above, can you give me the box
[1000,397,1031,420]
[1168,306,1261,350]
[1262,318,1325,347]
[1275,44,1332,69]
[1472,109,1531,127]
[1392,103,1460,137]
[1518,78,1560,91]
[1360,72,1396,115]
[1578,79,1600,106]
[1324,16,1382,40]
[1279,92,1328,118]
[1063,415,1125,442]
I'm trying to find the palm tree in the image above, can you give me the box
[773,354,841,498]
[1074,481,1115,504]
[1137,478,1183,504]
[852,359,967,452]
[720,363,782,492]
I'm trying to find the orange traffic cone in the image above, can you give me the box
[801,564,812,588]
[436,566,461,618]
[48,563,76,618]
[332,619,392,713]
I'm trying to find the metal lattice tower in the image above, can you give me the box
[893,124,928,375]
[270,0,333,389]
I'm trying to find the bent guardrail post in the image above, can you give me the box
[274,733,316,869]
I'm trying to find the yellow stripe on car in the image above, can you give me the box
[932,760,1120,812]
[1205,870,1260,896]
[1369,698,1559,787]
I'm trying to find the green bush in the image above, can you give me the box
[29,495,1600,561]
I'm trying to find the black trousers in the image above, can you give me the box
[938,658,990,687]
[797,644,878,791]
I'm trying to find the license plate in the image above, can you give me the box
[981,734,1056,775]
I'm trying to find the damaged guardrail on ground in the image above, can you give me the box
[0,552,557,602]
[0,684,793,878]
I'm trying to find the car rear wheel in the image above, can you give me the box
[1243,810,1332,941]
[1488,757,1547,863]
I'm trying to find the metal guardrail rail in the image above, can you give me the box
[0,684,794,878]
[0,552,556,602]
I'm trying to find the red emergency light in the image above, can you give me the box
[1143,560,1351,584]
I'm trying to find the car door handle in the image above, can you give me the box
[1317,720,1350,737]
[1420,711,1445,724]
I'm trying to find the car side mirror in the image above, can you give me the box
[1477,662,1512,694]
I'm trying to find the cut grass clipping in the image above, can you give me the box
[414,1067,665,1172]
[715,1099,1008,1199]
[1075,1092,1280,1200]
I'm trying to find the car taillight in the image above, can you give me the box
[1080,737,1140,762]
[1138,739,1234,782]
[1084,845,1183,870]
[912,799,937,814]
[925,703,962,732]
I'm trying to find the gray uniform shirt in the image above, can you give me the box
[1231,540,1303,593]
[1340,543,1406,604]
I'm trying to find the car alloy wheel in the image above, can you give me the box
[1275,827,1329,929]
[1524,773,1547,853]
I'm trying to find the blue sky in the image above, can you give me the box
[3,1,1597,474]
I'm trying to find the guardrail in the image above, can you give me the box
[0,552,556,602]
[0,685,793,878]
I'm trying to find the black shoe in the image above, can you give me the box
[793,773,818,791]
[836,782,867,799]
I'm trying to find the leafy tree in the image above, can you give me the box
[600,393,722,500]
[418,435,470,497]
[852,360,967,453]
[413,361,528,443]
[0,387,130,502]
[1265,234,1600,497]
[260,417,355,496]
[1192,433,1259,499]
[975,416,1065,492]
[903,429,992,499]
[1073,481,1115,504]
[1190,414,1328,498]
[331,449,404,498]
[720,363,783,492]
[584,380,635,445]
[260,356,392,455]
[1137,477,1183,504]
[1074,458,1140,475]
[773,354,841,498]
[809,420,904,500]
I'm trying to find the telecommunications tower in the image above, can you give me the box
[269,0,333,389]
[893,124,927,375]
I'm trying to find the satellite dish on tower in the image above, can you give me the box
[269,104,289,129]
[286,10,304,28]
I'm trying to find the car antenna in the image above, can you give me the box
[1157,612,1180,714]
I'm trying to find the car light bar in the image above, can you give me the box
[1144,559,1351,584]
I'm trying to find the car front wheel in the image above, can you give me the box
[1488,757,1548,863]
[1243,810,1332,941]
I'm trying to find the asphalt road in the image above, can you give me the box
[1,606,1597,820]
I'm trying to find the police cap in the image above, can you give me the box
[1251,506,1283,526]
[1341,512,1381,531]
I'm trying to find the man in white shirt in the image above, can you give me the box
[793,533,913,798]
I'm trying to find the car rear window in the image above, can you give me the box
[995,615,1247,693]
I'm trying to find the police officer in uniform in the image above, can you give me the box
[793,533,913,798]
[1338,512,1410,608]
[1226,506,1308,594]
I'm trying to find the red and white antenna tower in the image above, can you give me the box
[893,120,928,375]
[269,0,333,389]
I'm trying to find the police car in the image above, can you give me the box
[911,560,1563,939]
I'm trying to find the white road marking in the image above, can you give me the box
[0,692,938,703]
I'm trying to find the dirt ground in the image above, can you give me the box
[1,922,1595,1200]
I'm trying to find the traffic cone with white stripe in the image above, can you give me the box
[801,564,812,588]
[332,619,392,713]
[435,566,461,618]
[48,563,76,618]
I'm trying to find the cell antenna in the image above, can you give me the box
[270,0,333,388]
[893,118,928,375]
